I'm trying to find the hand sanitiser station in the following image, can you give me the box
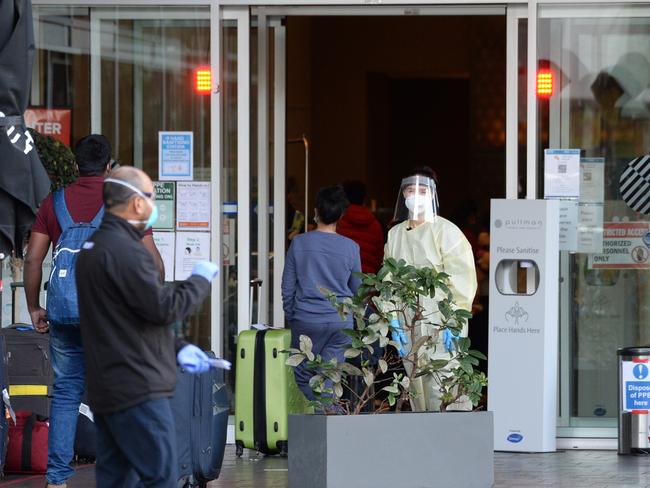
[488,199,560,452]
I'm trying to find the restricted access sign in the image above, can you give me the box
[589,221,650,269]
[622,359,650,411]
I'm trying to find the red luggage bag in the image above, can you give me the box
[6,411,48,474]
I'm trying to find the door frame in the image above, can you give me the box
[243,3,522,330]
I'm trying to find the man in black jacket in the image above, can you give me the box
[76,166,223,488]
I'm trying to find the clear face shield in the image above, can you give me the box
[394,175,438,223]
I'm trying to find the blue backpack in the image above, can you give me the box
[46,190,104,325]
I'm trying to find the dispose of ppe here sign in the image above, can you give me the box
[622,359,650,411]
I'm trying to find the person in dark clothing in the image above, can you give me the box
[75,167,226,488]
[337,180,384,274]
[23,134,162,488]
[281,185,361,401]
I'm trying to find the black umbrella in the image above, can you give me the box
[0,0,50,258]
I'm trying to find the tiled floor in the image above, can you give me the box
[0,447,648,487]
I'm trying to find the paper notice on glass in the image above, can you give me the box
[175,232,211,280]
[580,158,605,204]
[222,218,236,266]
[176,182,211,231]
[588,221,650,269]
[153,182,175,231]
[544,149,581,199]
[153,232,175,282]
[159,131,193,181]
[559,200,579,251]
[577,204,604,254]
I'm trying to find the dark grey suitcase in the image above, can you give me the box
[172,353,229,488]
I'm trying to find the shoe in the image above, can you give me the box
[45,483,67,488]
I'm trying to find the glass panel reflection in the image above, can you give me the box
[539,7,650,427]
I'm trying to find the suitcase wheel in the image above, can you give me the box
[177,477,192,488]
[235,441,244,458]
[278,441,288,458]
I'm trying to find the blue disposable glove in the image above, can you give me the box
[208,358,232,370]
[177,344,211,374]
[191,261,219,283]
[390,318,408,358]
[442,329,460,352]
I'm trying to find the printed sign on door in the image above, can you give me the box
[622,359,650,411]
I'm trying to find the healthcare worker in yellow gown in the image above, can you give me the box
[384,168,477,411]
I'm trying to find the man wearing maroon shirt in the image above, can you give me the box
[337,180,384,274]
[23,134,162,488]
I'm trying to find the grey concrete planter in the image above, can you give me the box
[289,411,494,488]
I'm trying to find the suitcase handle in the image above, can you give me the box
[10,282,24,325]
[9,281,46,326]
[249,279,263,325]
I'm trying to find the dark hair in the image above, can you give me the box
[75,134,112,176]
[408,166,438,184]
[315,185,349,225]
[342,180,367,205]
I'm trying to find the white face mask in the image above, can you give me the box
[405,196,426,215]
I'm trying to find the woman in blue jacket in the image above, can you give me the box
[281,185,362,400]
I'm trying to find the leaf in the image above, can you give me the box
[362,334,377,345]
[344,348,362,359]
[285,354,305,367]
[459,359,473,375]
[342,328,358,338]
[382,385,399,394]
[325,370,342,383]
[299,335,315,361]
[378,359,388,374]
[379,336,389,348]
[378,321,389,337]
[469,349,487,360]
[334,383,344,398]
[401,376,411,389]
[429,359,450,370]
[388,395,396,407]
[377,265,391,282]
[456,337,471,352]
[363,369,375,387]
[340,362,363,376]
[368,313,381,324]
[456,309,473,319]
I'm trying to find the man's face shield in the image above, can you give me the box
[394,175,438,223]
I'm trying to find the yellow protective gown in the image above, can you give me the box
[384,218,477,411]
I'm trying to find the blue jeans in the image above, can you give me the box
[47,323,86,485]
[95,398,178,488]
[290,320,351,401]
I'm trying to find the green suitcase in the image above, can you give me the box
[234,328,311,456]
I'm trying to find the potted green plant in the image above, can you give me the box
[28,128,78,191]
[286,258,493,488]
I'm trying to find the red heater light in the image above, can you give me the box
[537,70,553,98]
[195,68,211,94]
